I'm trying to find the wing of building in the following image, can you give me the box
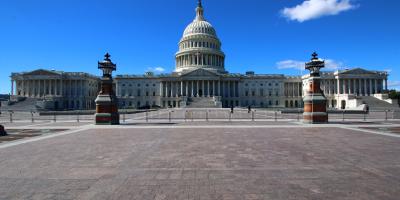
[7,1,397,111]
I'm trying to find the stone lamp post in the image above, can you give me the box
[303,52,328,123]
[95,53,120,125]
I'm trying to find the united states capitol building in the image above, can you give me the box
[7,1,397,111]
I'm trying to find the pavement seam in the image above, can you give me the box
[0,127,90,149]
[339,126,400,138]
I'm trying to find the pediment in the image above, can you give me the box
[25,69,61,76]
[180,68,220,77]
[340,68,376,75]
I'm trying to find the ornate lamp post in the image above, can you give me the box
[95,53,120,125]
[303,52,328,123]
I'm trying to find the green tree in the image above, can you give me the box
[388,90,399,99]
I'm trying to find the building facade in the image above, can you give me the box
[8,1,396,111]
[10,69,100,110]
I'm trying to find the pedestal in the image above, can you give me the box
[95,94,120,125]
[303,77,328,124]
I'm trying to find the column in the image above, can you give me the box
[347,79,351,94]
[207,80,210,97]
[160,82,163,97]
[202,80,205,97]
[44,79,47,96]
[196,81,200,97]
[55,79,58,96]
[374,79,378,94]
[218,81,221,96]
[11,80,14,95]
[190,81,194,97]
[369,79,372,96]
[385,78,388,91]
[212,80,215,97]
[232,81,236,97]
[293,82,296,97]
[171,82,174,97]
[363,79,367,96]
[185,81,188,96]
[76,80,79,97]
[60,79,64,96]
[342,79,346,94]
[181,81,183,97]
[226,81,230,98]
[358,79,362,96]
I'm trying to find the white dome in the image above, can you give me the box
[175,1,226,74]
[183,20,217,37]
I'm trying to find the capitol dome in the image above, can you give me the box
[183,20,217,37]
[175,0,226,74]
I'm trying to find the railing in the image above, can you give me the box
[0,108,398,124]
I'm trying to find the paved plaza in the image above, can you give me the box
[1,109,400,199]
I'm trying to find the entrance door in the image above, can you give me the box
[341,100,346,109]
[199,89,203,97]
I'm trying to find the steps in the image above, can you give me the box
[187,97,219,108]
[359,96,399,110]
[0,97,39,111]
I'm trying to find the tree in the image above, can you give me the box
[388,90,399,99]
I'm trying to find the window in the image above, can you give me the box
[137,89,141,97]
[276,101,279,106]
[269,91,272,97]
[252,91,255,96]
[153,91,156,96]
[146,91,149,96]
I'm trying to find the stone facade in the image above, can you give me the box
[10,69,100,110]
[303,68,389,109]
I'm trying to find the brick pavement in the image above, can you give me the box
[0,125,400,199]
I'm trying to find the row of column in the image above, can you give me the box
[284,82,302,97]
[176,54,224,67]
[13,79,90,98]
[160,80,238,98]
[320,78,387,96]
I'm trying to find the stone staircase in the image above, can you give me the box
[359,96,399,110]
[0,97,39,112]
[187,97,219,108]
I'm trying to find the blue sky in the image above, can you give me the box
[1,0,399,94]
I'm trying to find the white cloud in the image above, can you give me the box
[384,69,392,73]
[324,59,342,70]
[281,0,357,22]
[276,59,342,70]
[277,60,305,70]
[147,67,165,73]
[154,67,165,73]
